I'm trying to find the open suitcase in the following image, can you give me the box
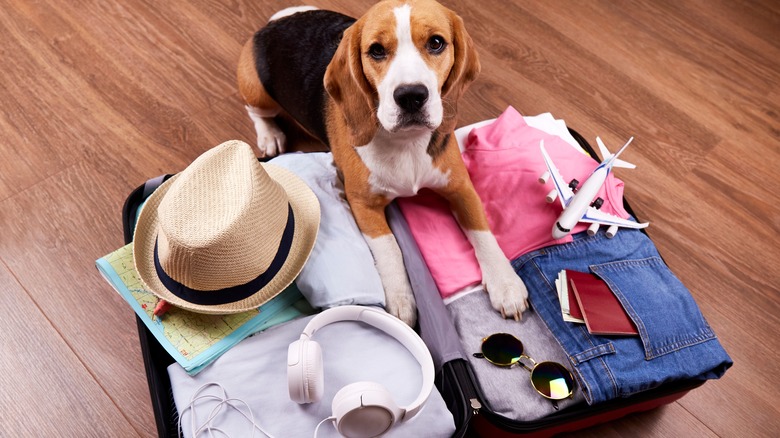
[122,129,712,438]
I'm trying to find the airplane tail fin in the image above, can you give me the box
[596,136,636,169]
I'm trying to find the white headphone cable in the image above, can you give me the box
[178,382,276,438]
[313,416,336,438]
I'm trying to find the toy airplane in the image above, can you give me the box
[538,137,649,240]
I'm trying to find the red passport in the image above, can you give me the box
[567,270,638,336]
[566,277,584,320]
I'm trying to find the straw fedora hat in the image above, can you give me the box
[133,140,320,314]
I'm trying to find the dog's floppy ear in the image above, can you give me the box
[324,22,379,146]
[439,12,481,133]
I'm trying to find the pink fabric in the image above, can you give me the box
[397,107,630,298]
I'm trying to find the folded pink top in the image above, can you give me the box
[397,107,630,298]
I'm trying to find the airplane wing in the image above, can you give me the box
[580,207,649,229]
[539,141,574,208]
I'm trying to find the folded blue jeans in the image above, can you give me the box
[511,228,732,405]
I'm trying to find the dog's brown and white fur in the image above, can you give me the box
[237,0,528,326]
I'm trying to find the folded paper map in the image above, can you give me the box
[96,243,312,374]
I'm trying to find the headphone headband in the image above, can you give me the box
[300,306,434,419]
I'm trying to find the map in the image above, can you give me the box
[97,244,305,374]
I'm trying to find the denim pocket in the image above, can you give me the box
[590,257,715,360]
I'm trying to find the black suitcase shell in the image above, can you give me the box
[121,130,703,437]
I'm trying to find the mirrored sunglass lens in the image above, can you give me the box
[482,333,523,366]
[531,362,574,400]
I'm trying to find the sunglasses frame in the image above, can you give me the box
[480,333,576,401]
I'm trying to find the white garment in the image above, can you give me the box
[169,314,455,438]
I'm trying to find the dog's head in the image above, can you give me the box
[325,0,481,146]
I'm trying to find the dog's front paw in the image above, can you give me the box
[365,234,418,326]
[384,282,418,327]
[483,265,529,321]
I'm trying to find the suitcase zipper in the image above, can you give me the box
[469,398,482,415]
[449,359,483,416]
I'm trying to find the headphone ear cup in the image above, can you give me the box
[287,339,325,404]
[332,382,402,438]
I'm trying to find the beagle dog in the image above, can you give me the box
[237,0,528,326]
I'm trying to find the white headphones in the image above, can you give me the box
[287,305,434,438]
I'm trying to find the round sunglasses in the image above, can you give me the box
[477,333,575,401]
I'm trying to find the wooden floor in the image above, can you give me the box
[0,0,777,436]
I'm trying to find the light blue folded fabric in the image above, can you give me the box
[169,314,455,438]
[269,152,385,309]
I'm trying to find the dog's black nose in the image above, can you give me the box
[394,84,429,113]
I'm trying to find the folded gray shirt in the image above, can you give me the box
[446,291,586,420]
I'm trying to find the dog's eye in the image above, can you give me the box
[368,43,387,60]
[426,35,447,54]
